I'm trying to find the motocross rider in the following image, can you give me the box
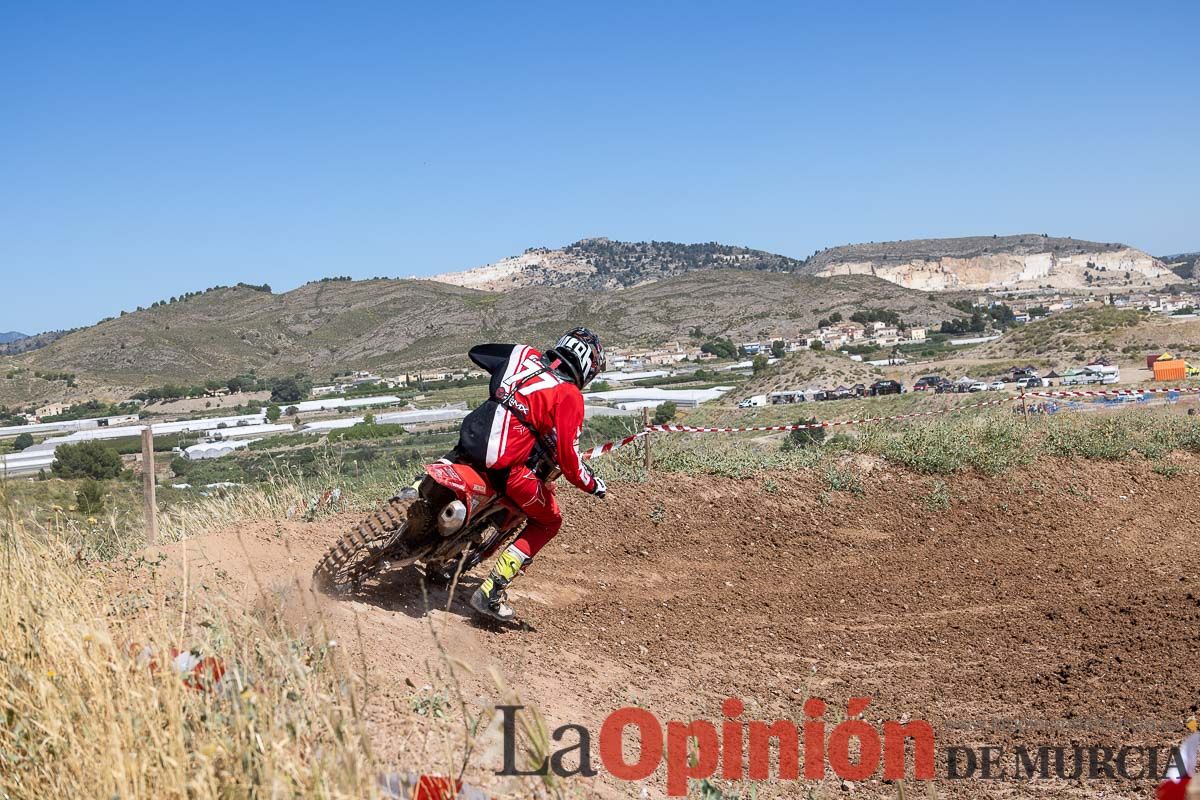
[454,327,607,622]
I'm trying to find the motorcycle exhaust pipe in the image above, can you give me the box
[437,501,468,536]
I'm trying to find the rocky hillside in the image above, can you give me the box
[805,234,1174,291]
[431,238,804,291]
[435,235,1182,294]
[1160,251,1199,280]
[8,271,962,402]
[0,332,27,345]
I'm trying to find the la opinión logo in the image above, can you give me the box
[496,699,1196,795]
[497,696,935,796]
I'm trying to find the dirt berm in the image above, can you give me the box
[150,456,1200,799]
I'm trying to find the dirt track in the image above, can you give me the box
[152,455,1200,798]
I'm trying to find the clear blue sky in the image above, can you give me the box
[2,1,1197,333]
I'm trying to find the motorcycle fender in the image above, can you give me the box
[424,462,494,523]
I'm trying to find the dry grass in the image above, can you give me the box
[0,495,379,797]
[0,465,563,800]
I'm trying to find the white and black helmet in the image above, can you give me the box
[550,327,605,388]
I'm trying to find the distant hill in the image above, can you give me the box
[0,332,27,344]
[10,270,963,400]
[435,235,1180,295]
[803,234,1173,291]
[1160,252,1199,280]
[431,238,804,291]
[0,329,75,355]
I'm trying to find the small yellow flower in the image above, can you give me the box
[87,517,97,525]
[46,670,56,679]
[68,506,77,512]
[1188,717,1198,733]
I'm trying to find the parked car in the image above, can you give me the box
[1014,376,1044,389]
[869,380,903,396]
[913,375,942,391]
[968,381,988,392]
[988,380,1006,391]
[933,379,955,394]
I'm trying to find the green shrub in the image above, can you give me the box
[652,402,677,426]
[823,465,863,494]
[784,417,826,449]
[12,432,34,451]
[861,415,1028,475]
[75,479,105,514]
[52,441,123,480]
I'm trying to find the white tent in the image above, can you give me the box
[184,440,259,460]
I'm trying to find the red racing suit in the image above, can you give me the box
[456,344,598,559]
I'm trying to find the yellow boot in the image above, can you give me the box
[470,545,527,622]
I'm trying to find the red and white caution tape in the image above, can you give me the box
[1021,386,1200,399]
[579,386,1197,460]
[581,397,1009,458]
[581,431,647,461]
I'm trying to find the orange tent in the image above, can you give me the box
[1154,358,1187,381]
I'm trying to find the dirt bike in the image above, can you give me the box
[313,449,558,594]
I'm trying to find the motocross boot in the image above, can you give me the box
[393,476,421,503]
[470,544,528,622]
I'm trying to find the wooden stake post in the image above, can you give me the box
[141,426,159,545]
[641,406,653,472]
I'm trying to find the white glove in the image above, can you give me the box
[589,475,607,499]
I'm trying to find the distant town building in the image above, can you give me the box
[35,402,71,419]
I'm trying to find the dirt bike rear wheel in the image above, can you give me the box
[313,494,428,594]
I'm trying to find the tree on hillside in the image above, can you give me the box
[12,432,34,451]
[652,401,677,426]
[700,338,737,359]
[752,354,769,375]
[52,441,123,480]
[269,376,308,403]
[771,340,786,359]
[265,404,281,423]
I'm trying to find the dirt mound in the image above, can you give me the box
[147,456,1200,798]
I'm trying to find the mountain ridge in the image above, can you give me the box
[5,269,962,402]
[432,234,1178,294]
[804,234,1173,291]
[431,237,804,292]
